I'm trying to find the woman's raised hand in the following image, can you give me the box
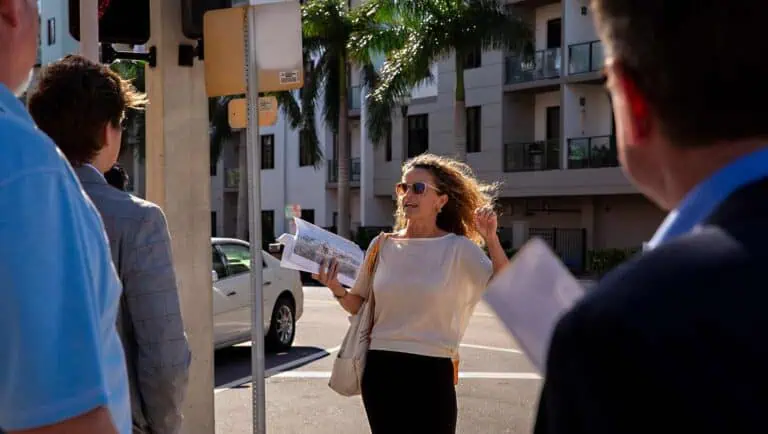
[474,205,498,242]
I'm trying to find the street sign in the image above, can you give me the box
[227,96,278,129]
[203,3,304,97]
[250,1,303,91]
[203,6,246,97]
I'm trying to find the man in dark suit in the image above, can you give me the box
[534,1,768,433]
[28,55,191,434]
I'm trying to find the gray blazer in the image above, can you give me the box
[75,166,191,434]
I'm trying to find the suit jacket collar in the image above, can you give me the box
[74,164,108,186]
[705,176,768,227]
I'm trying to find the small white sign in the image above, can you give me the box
[279,70,300,84]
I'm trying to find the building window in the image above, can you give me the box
[385,123,392,162]
[464,46,482,69]
[211,211,217,237]
[261,210,275,250]
[261,134,275,169]
[301,209,315,224]
[406,114,429,158]
[210,159,217,176]
[47,18,56,46]
[299,134,313,167]
[466,106,481,153]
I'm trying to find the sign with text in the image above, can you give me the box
[203,3,303,97]
[228,96,279,129]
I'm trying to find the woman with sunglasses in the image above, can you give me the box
[314,153,509,434]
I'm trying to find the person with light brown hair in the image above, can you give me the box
[28,55,190,434]
[314,153,509,434]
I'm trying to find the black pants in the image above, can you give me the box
[361,350,457,434]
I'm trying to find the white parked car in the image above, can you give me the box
[211,237,304,351]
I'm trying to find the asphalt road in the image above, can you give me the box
[214,286,542,433]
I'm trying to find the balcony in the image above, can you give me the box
[327,158,361,183]
[348,85,361,111]
[503,140,561,172]
[566,135,619,169]
[568,40,604,75]
[505,47,561,85]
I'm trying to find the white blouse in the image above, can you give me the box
[350,233,493,359]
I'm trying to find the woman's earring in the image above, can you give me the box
[437,207,442,214]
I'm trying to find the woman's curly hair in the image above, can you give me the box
[393,153,500,246]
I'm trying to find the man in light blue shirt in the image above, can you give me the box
[0,0,131,433]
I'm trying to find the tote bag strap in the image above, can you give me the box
[364,232,390,334]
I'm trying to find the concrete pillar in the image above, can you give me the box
[145,1,215,433]
[359,85,375,226]
[79,0,99,61]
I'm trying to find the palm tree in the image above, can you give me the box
[274,0,408,240]
[361,0,532,161]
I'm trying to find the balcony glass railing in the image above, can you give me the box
[348,85,362,111]
[503,140,561,172]
[568,40,604,75]
[566,135,619,169]
[327,158,361,183]
[505,47,562,85]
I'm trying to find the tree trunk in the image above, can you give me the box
[236,130,249,240]
[337,56,352,239]
[454,52,467,162]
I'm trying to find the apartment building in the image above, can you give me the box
[338,0,667,272]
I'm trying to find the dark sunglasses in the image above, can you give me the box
[395,181,439,196]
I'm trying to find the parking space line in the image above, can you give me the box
[271,371,541,380]
[460,343,522,354]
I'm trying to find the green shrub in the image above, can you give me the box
[587,247,640,277]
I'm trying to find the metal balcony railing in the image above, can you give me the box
[568,40,604,75]
[348,85,362,111]
[327,158,361,183]
[503,139,561,172]
[505,47,562,85]
[566,135,619,169]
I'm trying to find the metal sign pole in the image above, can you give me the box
[245,5,267,434]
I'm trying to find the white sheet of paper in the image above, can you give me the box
[482,238,586,374]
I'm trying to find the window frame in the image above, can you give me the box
[261,134,275,170]
[466,106,482,153]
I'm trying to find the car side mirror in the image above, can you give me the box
[212,270,219,282]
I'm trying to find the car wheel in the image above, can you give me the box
[266,295,295,352]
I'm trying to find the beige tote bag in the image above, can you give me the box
[328,233,388,397]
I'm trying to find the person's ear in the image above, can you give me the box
[437,194,448,210]
[605,62,654,145]
[0,0,22,28]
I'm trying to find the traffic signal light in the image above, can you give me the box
[69,0,151,45]
[181,0,232,40]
